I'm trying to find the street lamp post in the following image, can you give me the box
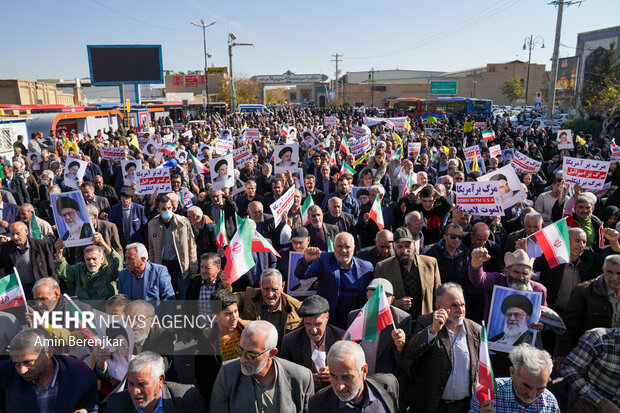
[228,33,253,113]
[191,20,216,116]
[522,35,545,110]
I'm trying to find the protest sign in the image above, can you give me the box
[274,143,299,173]
[270,185,296,227]
[363,116,384,127]
[511,151,542,173]
[408,142,421,157]
[489,144,502,158]
[142,139,160,158]
[477,165,526,210]
[287,251,317,297]
[387,117,407,132]
[215,139,234,155]
[51,191,95,248]
[324,116,338,126]
[350,135,371,156]
[557,129,574,150]
[121,160,141,186]
[474,122,487,129]
[181,130,193,138]
[611,146,620,163]
[210,154,235,190]
[233,146,254,168]
[456,181,504,216]
[100,146,126,161]
[562,157,610,190]
[243,128,260,141]
[135,168,172,195]
[350,125,368,137]
[63,157,87,190]
[161,134,174,144]
[464,145,481,161]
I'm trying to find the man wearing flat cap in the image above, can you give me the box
[280,295,345,390]
[56,196,93,241]
[489,294,535,346]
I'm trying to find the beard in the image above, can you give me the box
[65,217,85,236]
[240,354,270,376]
[334,380,364,403]
[397,252,413,266]
[507,277,529,291]
[503,319,528,337]
[447,313,465,326]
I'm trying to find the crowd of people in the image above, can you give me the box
[0,103,619,413]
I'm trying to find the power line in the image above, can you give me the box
[347,0,522,60]
[90,0,193,32]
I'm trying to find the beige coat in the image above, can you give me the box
[374,255,441,316]
[147,213,197,278]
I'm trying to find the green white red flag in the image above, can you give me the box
[63,293,102,346]
[29,214,41,239]
[224,219,255,284]
[330,150,337,166]
[250,227,281,258]
[340,133,351,156]
[531,217,570,268]
[401,173,416,199]
[342,282,394,341]
[476,322,497,403]
[481,130,495,141]
[390,145,403,161]
[339,160,356,177]
[215,211,228,247]
[280,124,290,136]
[0,271,26,311]
[157,142,177,156]
[301,195,314,225]
[189,153,209,174]
[369,195,384,230]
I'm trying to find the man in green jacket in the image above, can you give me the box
[54,232,123,302]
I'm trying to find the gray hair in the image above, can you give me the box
[187,205,203,218]
[128,351,166,382]
[509,343,553,377]
[49,184,61,194]
[575,195,594,207]
[33,277,60,295]
[87,204,99,216]
[200,252,221,267]
[84,245,104,257]
[9,328,53,354]
[603,254,620,268]
[308,204,322,215]
[568,227,586,239]
[418,171,428,179]
[41,170,55,180]
[22,203,35,214]
[524,211,543,224]
[327,340,366,372]
[370,184,385,196]
[246,180,257,187]
[166,192,179,203]
[126,242,148,260]
[242,320,278,351]
[260,268,282,284]
[335,232,354,246]
[436,282,464,302]
[126,300,155,317]
[405,211,422,225]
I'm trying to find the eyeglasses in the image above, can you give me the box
[505,312,526,320]
[235,345,272,361]
[446,234,463,240]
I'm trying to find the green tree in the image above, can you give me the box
[265,88,287,103]
[581,43,620,117]
[501,75,525,105]
[216,75,261,107]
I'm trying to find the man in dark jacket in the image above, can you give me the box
[304,205,338,251]
[2,164,30,205]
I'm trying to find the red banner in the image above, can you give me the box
[172,75,183,86]
[185,76,198,87]
[198,75,206,84]
[56,122,78,136]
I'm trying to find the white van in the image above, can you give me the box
[238,104,272,115]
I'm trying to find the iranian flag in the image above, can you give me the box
[611,140,618,148]
[301,196,314,225]
[29,215,41,239]
[189,153,209,174]
[532,218,570,268]
[401,173,416,199]
[251,228,281,258]
[0,272,26,311]
[481,130,495,141]
[63,293,102,346]
[215,211,228,247]
[476,322,497,403]
[390,145,402,161]
[342,282,394,341]
[158,142,177,156]
[369,195,384,230]
[330,150,337,166]
[339,160,357,177]
[281,124,290,136]
[340,133,351,155]
[224,219,255,284]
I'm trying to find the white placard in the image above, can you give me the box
[456,181,503,216]
[274,143,299,173]
[611,147,620,163]
[489,144,502,158]
[477,164,527,210]
[562,157,610,190]
[100,146,126,161]
[511,151,542,173]
[464,145,481,161]
[269,185,296,227]
[51,191,95,247]
[350,135,371,156]
[121,160,141,187]
[408,142,421,157]
[209,155,235,190]
[215,139,233,155]
[557,129,574,150]
[324,116,338,126]
[243,128,260,141]
[63,157,87,190]
[233,146,254,168]
[135,168,172,195]
[142,139,160,158]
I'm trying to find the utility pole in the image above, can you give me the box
[227,33,253,113]
[523,35,545,109]
[190,20,216,115]
[331,53,342,100]
[369,67,375,107]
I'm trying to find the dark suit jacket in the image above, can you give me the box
[324,211,356,236]
[356,246,393,267]
[0,355,98,413]
[305,189,326,209]
[304,223,339,251]
[503,228,527,254]
[108,202,148,247]
[280,323,345,373]
[0,202,20,227]
[2,176,29,205]
[489,330,534,346]
[309,374,399,413]
[91,195,110,216]
[404,313,481,413]
[357,200,396,248]
[0,237,55,285]
[374,255,441,316]
[103,381,205,413]
[199,197,238,239]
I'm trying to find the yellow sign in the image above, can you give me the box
[206,67,227,74]
[0,109,4,116]
[463,122,474,132]
[26,110,31,115]
[13,110,19,115]
[125,99,131,113]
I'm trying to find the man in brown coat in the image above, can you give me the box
[374,227,441,319]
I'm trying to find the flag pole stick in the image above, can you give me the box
[13,267,31,327]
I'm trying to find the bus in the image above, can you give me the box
[423,97,492,119]
[388,98,424,118]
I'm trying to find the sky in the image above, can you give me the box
[3,0,619,83]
